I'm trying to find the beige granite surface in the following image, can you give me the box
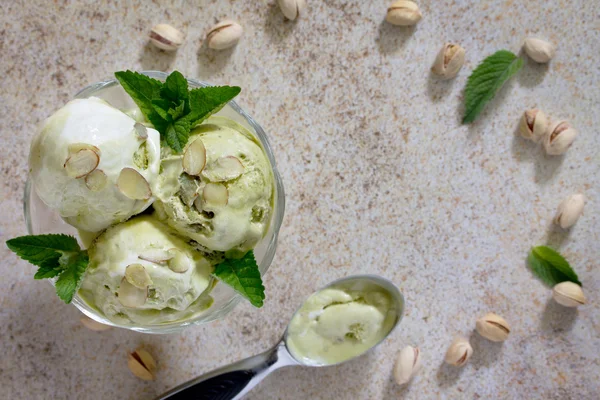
[1,0,599,399]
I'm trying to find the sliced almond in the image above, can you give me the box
[64,149,100,178]
[182,138,207,176]
[166,248,193,273]
[203,183,228,206]
[138,249,173,264]
[202,156,244,182]
[80,315,111,331]
[134,122,148,140]
[125,264,153,289]
[117,168,152,200]
[128,348,156,381]
[84,169,108,191]
[68,143,101,156]
[117,277,147,308]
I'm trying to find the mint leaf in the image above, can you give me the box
[527,246,581,287]
[115,70,241,153]
[185,86,241,127]
[115,71,168,132]
[6,234,80,266]
[462,50,523,124]
[161,71,189,106]
[55,251,89,303]
[6,234,90,303]
[213,251,265,307]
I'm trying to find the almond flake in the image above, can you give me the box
[202,156,244,182]
[84,169,108,191]
[117,168,151,200]
[182,138,206,176]
[203,183,228,206]
[117,277,147,308]
[64,149,100,178]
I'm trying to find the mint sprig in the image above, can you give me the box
[115,70,241,153]
[6,234,89,303]
[462,50,523,124]
[527,246,581,287]
[213,251,265,307]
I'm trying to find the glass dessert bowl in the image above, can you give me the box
[23,71,285,333]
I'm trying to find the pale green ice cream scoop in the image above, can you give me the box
[79,214,215,325]
[153,116,274,253]
[29,97,161,232]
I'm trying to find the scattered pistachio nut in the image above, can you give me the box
[64,149,100,178]
[277,0,306,21]
[203,183,229,206]
[523,37,556,63]
[84,169,108,192]
[554,193,586,229]
[543,120,577,155]
[128,348,157,381]
[117,277,148,308]
[431,43,465,79]
[125,264,153,289]
[386,1,422,26]
[80,315,111,331]
[393,345,422,385]
[117,167,152,200]
[553,281,586,308]
[167,248,193,273]
[202,156,244,182]
[182,138,207,176]
[519,109,548,142]
[150,24,184,51]
[444,337,473,367]
[475,313,510,342]
[206,20,243,50]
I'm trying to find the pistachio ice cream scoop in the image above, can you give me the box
[158,275,403,400]
[153,116,274,252]
[29,97,161,232]
[79,214,215,325]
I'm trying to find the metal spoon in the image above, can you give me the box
[156,274,404,400]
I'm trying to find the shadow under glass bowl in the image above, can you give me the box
[24,71,285,334]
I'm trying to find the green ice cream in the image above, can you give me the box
[153,117,274,253]
[286,281,396,366]
[79,215,215,325]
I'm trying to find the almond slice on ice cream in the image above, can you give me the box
[125,264,153,289]
[203,183,228,206]
[117,277,147,308]
[134,122,148,140]
[202,156,244,182]
[138,249,173,264]
[117,168,151,200]
[84,169,108,191]
[68,143,101,156]
[166,248,194,273]
[182,138,206,176]
[64,149,100,178]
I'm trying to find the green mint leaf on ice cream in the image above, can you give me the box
[6,234,89,303]
[213,251,265,307]
[115,70,241,153]
[462,50,523,124]
[527,246,581,287]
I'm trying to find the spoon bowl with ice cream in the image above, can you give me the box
[157,274,404,400]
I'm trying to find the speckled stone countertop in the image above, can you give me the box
[1,1,599,399]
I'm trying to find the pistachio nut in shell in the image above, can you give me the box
[519,109,548,142]
[386,1,422,26]
[444,337,473,367]
[431,43,465,79]
[523,37,556,63]
[543,120,577,155]
[128,348,157,380]
[150,24,184,51]
[206,20,243,50]
[475,313,510,342]
[277,0,306,21]
[553,281,586,308]
[393,345,422,385]
[554,194,585,229]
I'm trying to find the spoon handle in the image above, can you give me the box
[155,340,297,400]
